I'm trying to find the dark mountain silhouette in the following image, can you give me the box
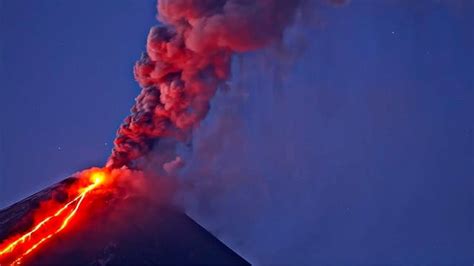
[0,177,250,265]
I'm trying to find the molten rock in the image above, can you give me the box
[0,177,249,265]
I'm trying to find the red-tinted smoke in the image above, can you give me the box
[107,0,302,169]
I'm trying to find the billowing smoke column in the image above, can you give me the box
[107,0,303,169]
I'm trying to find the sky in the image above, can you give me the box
[1,0,473,265]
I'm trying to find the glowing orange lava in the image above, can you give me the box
[0,170,106,265]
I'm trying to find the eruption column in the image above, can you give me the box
[107,0,303,169]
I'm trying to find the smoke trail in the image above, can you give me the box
[107,0,303,169]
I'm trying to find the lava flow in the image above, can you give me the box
[0,170,106,265]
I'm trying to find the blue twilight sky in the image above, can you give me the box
[0,1,473,265]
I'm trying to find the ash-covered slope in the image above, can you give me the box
[0,178,250,265]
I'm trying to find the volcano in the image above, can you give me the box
[0,1,308,264]
[0,177,250,265]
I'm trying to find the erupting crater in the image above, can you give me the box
[0,169,108,265]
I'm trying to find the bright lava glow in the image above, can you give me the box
[90,172,105,187]
[0,170,106,265]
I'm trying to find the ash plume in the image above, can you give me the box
[107,0,303,170]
